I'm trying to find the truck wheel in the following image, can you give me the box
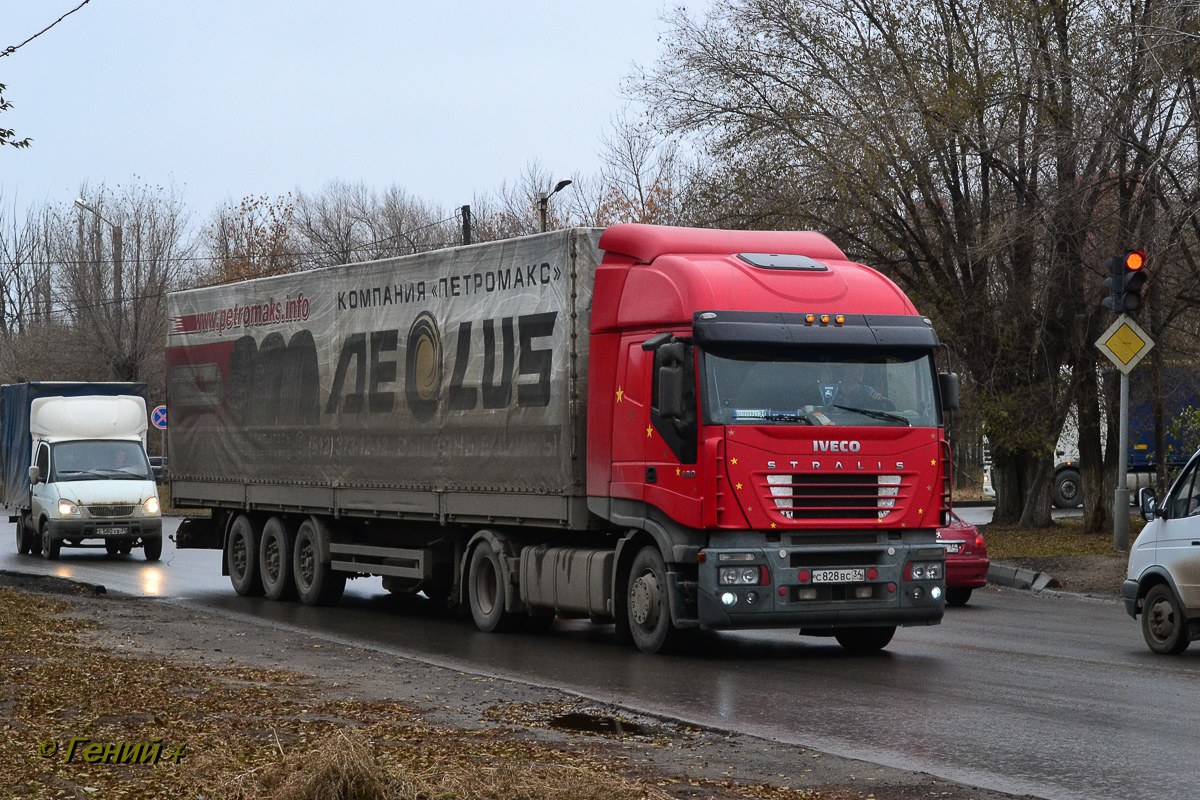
[945,587,973,607]
[143,535,162,562]
[834,626,896,653]
[1053,468,1083,509]
[1142,584,1190,655]
[293,519,345,606]
[16,522,34,555]
[467,542,516,632]
[259,517,297,601]
[626,546,681,654]
[227,515,264,596]
[40,522,61,561]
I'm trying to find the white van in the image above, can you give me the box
[17,394,162,560]
[1125,454,1200,654]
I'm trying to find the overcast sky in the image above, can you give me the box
[1,1,688,218]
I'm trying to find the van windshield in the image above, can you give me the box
[51,441,153,482]
[702,346,941,427]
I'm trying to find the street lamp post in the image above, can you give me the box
[74,198,126,375]
[538,179,572,233]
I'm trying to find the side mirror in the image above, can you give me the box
[658,365,684,419]
[1139,486,1158,522]
[939,372,960,411]
[28,465,40,485]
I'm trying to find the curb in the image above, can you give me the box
[986,562,1058,593]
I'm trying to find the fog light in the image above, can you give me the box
[854,586,873,599]
[931,586,943,600]
[798,587,818,600]
[911,586,924,600]
[745,591,759,605]
[721,592,738,606]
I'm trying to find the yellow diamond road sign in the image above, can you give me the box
[1096,314,1154,374]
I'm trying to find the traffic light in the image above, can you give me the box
[1102,250,1146,313]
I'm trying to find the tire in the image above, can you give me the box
[143,535,162,562]
[293,519,345,606]
[946,587,973,607]
[1053,468,1083,509]
[118,542,133,555]
[41,522,61,561]
[1142,584,1190,655]
[259,517,296,601]
[16,522,32,555]
[834,626,896,653]
[227,515,264,597]
[626,546,681,654]
[467,541,516,633]
[105,539,121,556]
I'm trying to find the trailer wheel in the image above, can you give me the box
[467,542,516,632]
[143,535,162,562]
[626,546,681,654]
[227,515,264,596]
[1053,468,1083,509]
[40,522,61,561]
[293,519,345,606]
[834,626,896,653]
[259,517,296,601]
[1142,584,1190,655]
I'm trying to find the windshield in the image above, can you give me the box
[702,346,941,427]
[51,440,153,482]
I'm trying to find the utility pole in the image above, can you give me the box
[461,205,471,245]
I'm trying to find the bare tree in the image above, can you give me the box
[204,194,298,285]
[635,0,1200,526]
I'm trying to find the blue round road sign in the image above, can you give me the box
[151,405,167,429]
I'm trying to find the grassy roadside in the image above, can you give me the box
[982,516,1141,559]
[2,584,830,800]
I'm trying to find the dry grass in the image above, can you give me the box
[982,517,1142,559]
[0,586,825,800]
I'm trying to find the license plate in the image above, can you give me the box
[97,527,126,536]
[943,542,961,554]
[812,568,865,583]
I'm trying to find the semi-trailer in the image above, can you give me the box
[168,224,957,653]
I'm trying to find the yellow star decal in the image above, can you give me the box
[616,387,624,403]
[646,426,653,437]
[735,482,743,490]
[918,508,924,515]
[731,457,738,465]
[676,467,681,476]
[931,459,936,466]
[770,523,777,529]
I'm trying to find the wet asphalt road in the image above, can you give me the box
[3,509,1197,800]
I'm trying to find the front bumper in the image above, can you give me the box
[696,544,946,630]
[46,517,163,541]
[1123,579,1139,618]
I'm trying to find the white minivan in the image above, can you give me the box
[1125,454,1200,654]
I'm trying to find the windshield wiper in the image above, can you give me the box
[56,469,107,479]
[832,405,911,425]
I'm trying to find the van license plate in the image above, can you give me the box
[97,527,125,536]
[812,568,865,583]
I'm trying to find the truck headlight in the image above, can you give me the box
[719,565,768,585]
[907,561,943,580]
[58,500,80,516]
[143,496,160,515]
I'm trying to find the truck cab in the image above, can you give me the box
[16,394,162,560]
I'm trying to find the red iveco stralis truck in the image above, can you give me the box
[169,224,957,653]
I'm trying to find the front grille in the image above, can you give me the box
[88,504,135,518]
[763,474,906,521]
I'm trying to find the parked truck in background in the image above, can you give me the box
[168,224,958,653]
[1050,369,1200,509]
[3,382,163,560]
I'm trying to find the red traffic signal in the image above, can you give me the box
[1102,250,1147,313]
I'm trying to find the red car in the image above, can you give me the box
[936,512,990,606]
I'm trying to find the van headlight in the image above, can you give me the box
[143,496,160,515]
[58,500,80,516]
